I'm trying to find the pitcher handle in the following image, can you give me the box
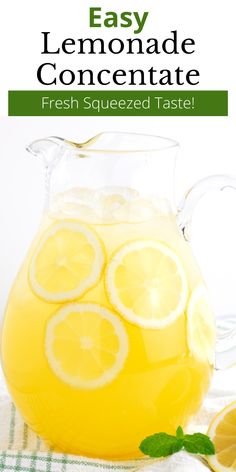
[178,175,236,370]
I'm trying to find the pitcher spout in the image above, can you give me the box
[26,136,66,167]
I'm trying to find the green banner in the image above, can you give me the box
[8,90,228,116]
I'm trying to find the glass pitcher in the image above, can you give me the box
[1,132,236,460]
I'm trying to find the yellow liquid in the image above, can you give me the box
[1,189,214,459]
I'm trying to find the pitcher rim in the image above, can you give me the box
[65,131,179,155]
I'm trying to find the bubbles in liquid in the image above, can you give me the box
[50,186,171,224]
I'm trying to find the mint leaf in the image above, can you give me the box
[139,427,215,459]
[139,432,183,458]
[176,426,184,439]
[183,433,215,455]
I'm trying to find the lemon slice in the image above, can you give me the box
[29,221,105,302]
[207,401,236,472]
[45,303,129,389]
[106,240,188,329]
[187,285,216,364]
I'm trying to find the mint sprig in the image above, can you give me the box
[139,426,215,458]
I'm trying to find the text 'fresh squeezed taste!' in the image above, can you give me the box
[41,96,196,113]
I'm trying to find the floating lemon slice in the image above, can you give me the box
[207,401,236,472]
[29,221,105,302]
[106,240,188,329]
[45,303,129,389]
[187,285,216,364]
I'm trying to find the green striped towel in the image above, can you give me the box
[0,399,148,472]
[0,368,235,472]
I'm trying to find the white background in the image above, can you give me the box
[0,0,236,328]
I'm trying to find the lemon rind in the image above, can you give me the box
[187,284,216,365]
[45,302,129,389]
[29,221,105,303]
[207,400,236,472]
[105,239,188,329]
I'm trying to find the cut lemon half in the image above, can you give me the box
[106,240,188,329]
[45,303,129,389]
[207,401,236,472]
[187,285,216,364]
[29,221,105,302]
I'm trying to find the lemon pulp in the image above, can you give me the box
[207,401,236,472]
[45,303,128,389]
[29,221,105,302]
[106,240,188,328]
[187,285,216,364]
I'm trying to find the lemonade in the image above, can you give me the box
[1,187,215,459]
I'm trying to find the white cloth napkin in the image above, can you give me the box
[0,367,235,472]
